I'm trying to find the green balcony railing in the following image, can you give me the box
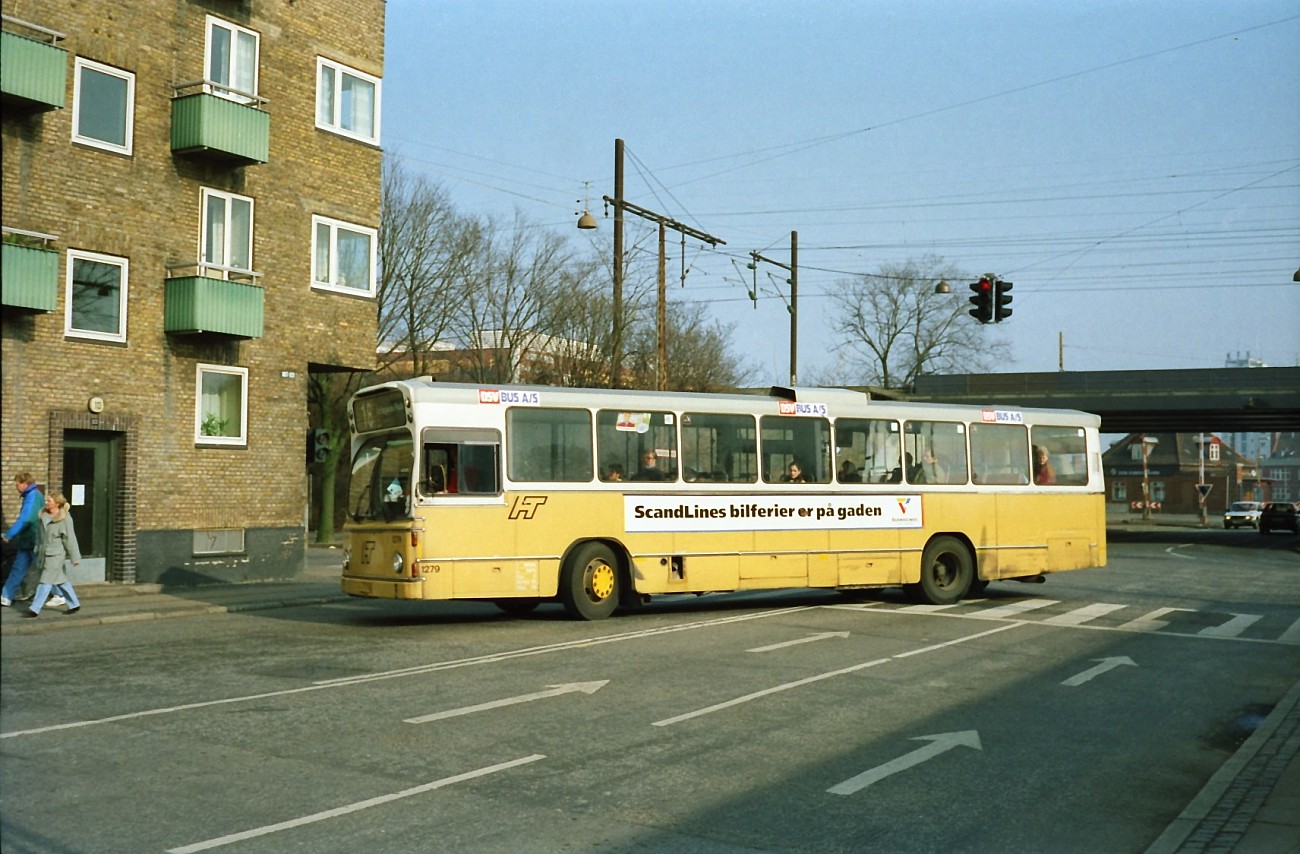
[1,231,59,312]
[171,84,270,165]
[164,270,264,339]
[0,21,69,111]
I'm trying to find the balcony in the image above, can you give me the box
[171,80,269,166]
[1,17,68,112]
[164,264,264,339]
[1,229,59,312]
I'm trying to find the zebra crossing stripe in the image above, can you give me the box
[1198,613,1264,638]
[1043,603,1128,626]
[967,599,1060,620]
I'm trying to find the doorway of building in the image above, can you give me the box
[63,432,117,583]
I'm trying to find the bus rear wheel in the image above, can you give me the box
[560,542,620,621]
[906,536,973,605]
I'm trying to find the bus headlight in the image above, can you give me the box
[392,553,404,575]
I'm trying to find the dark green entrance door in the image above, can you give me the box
[63,432,116,583]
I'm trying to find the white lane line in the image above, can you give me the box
[1042,603,1129,626]
[747,631,849,653]
[1198,613,1263,638]
[165,754,545,853]
[897,603,961,613]
[652,622,1023,727]
[1117,607,1195,632]
[2,606,815,740]
[967,599,1060,620]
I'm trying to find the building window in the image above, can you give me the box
[1208,443,1221,462]
[66,250,128,342]
[311,215,377,296]
[205,16,259,102]
[196,364,248,445]
[201,189,254,278]
[72,58,134,155]
[1112,481,1127,501]
[316,57,381,144]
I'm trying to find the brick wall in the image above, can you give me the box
[2,0,383,582]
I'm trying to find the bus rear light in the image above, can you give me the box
[410,530,420,548]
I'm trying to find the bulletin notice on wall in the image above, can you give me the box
[624,493,923,533]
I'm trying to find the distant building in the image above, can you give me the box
[1260,432,1300,503]
[2,2,384,583]
[1103,433,1262,515]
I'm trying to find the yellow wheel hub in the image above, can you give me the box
[588,562,615,600]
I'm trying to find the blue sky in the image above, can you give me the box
[381,0,1300,384]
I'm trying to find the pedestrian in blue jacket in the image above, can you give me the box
[1,473,44,607]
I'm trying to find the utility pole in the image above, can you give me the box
[611,138,624,388]
[602,192,724,391]
[749,230,799,385]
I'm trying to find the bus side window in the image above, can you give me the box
[968,423,1029,485]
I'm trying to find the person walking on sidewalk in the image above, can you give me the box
[23,491,82,618]
[1,473,44,608]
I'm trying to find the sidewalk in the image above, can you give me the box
[1,542,1296,852]
[0,545,347,636]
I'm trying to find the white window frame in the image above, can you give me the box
[195,364,249,446]
[200,188,255,279]
[65,249,129,343]
[315,57,381,145]
[311,214,378,296]
[72,57,135,155]
[204,15,260,103]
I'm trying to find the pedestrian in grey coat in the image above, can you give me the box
[24,491,83,617]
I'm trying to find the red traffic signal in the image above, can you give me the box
[968,278,993,323]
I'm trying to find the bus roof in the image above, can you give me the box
[356,378,1101,427]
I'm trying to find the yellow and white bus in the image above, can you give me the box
[341,380,1105,619]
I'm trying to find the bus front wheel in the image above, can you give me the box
[560,542,621,621]
[906,537,973,605]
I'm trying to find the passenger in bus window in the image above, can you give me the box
[1034,446,1056,485]
[631,451,667,481]
[915,448,946,484]
[783,460,807,483]
[838,459,861,483]
[883,453,911,483]
[604,463,624,482]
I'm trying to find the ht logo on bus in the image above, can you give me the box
[508,495,548,520]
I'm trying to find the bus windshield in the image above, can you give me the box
[349,432,414,521]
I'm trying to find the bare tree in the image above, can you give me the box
[378,158,485,377]
[624,300,755,392]
[454,211,593,383]
[827,256,1011,389]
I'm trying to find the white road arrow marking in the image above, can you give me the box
[747,631,849,653]
[828,731,982,795]
[1061,656,1136,687]
[405,681,609,723]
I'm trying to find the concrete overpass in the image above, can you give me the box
[904,367,1300,433]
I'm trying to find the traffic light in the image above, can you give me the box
[994,280,1013,322]
[307,428,331,464]
[968,278,993,323]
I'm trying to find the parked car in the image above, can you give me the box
[1223,501,1263,529]
[1258,502,1300,535]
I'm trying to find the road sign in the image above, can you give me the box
[1196,483,1212,499]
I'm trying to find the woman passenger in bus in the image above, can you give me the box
[1033,446,1056,485]
[783,461,807,483]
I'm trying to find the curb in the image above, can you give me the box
[1146,677,1300,853]
[0,593,348,635]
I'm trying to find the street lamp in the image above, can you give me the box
[1140,435,1159,521]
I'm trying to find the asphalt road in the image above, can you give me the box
[1,528,1296,853]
